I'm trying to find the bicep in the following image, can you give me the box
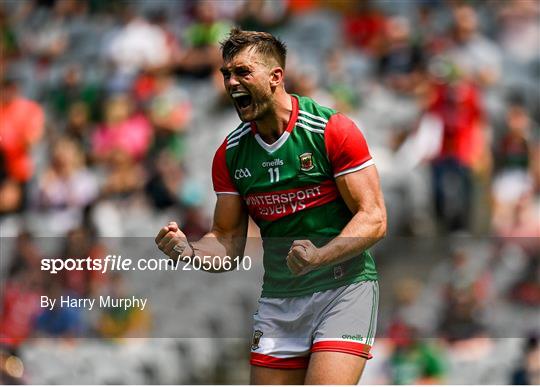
[335,165,385,215]
[211,194,248,238]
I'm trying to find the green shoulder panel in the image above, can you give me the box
[224,121,251,164]
[295,94,337,120]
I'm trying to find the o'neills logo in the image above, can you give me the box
[342,334,364,342]
[244,181,338,221]
[262,158,284,167]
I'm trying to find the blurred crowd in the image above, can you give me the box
[0,0,539,384]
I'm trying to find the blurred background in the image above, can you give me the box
[0,0,539,384]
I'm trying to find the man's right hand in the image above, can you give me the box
[155,222,193,261]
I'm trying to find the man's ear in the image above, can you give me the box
[269,67,284,87]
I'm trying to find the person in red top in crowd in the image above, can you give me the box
[429,78,484,167]
[343,2,386,55]
[426,67,487,232]
[0,75,44,212]
[0,232,44,351]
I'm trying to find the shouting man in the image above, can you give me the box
[156,28,386,384]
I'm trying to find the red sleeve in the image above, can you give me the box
[212,140,239,194]
[324,113,374,177]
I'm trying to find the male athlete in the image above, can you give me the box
[155,28,386,384]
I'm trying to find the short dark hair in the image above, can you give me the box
[220,27,287,68]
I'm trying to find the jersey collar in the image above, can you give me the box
[250,95,298,154]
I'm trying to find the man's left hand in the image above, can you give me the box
[286,240,322,276]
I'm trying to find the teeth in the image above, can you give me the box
[231,92,250,98]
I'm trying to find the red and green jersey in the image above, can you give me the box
[212,95,378,297]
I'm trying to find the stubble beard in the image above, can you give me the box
[236,88,274,123]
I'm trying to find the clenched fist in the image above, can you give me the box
[155,222,193,261]
[286,240,321,276]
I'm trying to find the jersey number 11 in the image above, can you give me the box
[268,167,280,183]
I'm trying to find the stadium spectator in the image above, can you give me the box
[106,7,173,78]
[492,101,537,232]
[509,255,540,306]
[0,262,43,350]
[0,75,44,213]
[235,0,288,33]
[0,6,20,62]
[145,149,186,210]
[146,70,192,159]
[377,16,425,95]
[63,101,94,159]
[92,93,152,163]
[34,137,99,234]
[34,281,87,338]
[439,285,487,342]
[176,0,231,78]
[497,0,540,66]
[425,65,488,232]
[385,321,446,384]
[286,0,320,15]
[322,48,361,113]
[342,1,386,55]
[5,231,42,280]
[146,8,184,72]
[444,4,502,88]
[57,226,108,298]
[0,233,43,350]
[96,274,151,339]
[388,278,431,335]
[19,0,73,66]
[285,64,336,109]
[43,64,101,123]
[99,149,146,199]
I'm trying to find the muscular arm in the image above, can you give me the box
[286,165,386,275]
[318,165,386,264]
[155,194,248,272]
[191,194,249,269]
[286,112,386,275]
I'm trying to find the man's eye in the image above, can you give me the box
[238,70,250,76]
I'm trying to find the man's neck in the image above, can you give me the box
[255,90,292,144]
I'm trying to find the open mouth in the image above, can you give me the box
[231,91,253,110]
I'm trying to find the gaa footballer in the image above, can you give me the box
[155,28,386,384]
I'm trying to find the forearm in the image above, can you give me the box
[317,208,386,267]
[188,231,247,273]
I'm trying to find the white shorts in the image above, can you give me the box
[250,280,379,369]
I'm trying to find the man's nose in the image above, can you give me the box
[228,74,240,87]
